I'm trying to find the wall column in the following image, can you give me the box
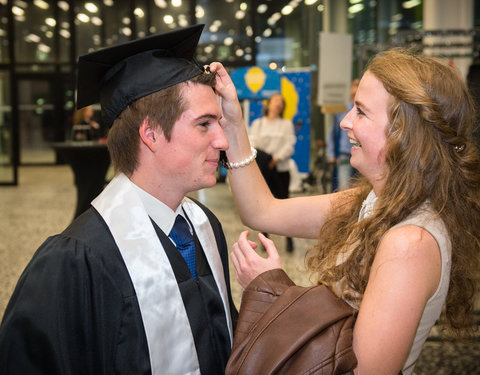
[423,0,474,78]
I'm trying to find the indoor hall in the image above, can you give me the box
[1,0,480,373]
[0,165,479,374]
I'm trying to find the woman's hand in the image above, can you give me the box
[209,62,244,131]
[230,231,282,288]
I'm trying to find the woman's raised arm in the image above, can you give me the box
[210,62,342,239]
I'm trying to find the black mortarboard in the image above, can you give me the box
[76,24,205,127]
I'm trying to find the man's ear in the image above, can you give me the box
[139,118,158,152]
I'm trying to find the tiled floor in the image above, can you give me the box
[0,165,478,374]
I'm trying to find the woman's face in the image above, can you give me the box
[267,94,284,117]
[85,106,94,118]
[340,71,391,192]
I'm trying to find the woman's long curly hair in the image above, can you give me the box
[306,48,480,336]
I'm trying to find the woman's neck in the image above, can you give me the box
[266,113,279,121]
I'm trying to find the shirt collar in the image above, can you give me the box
[131,181,187,234]
[359,189,377,220]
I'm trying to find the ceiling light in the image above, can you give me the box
[235,10,245,20]
[91,17,103,26]
[163,15,174,24]
[12,6,25,16]
[76,13,90,23]
[402,0,421,9]
[38,43,51,53]
[154,0,167,8]
[59,29,71,38]
[45,17,56,27]
[348,4,364,13]
[25,33,41,43]
[85,2,98,13]
[34,0,49,10]
[258,4,268,13]
[121,27,132,36]
[195,5,205,18]
[57,1,69,11]
[134,8,145,17]
[281,5,294,15]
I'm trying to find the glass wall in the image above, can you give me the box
[0,1,9,64]
[0,1,14,183]
[68,0,325,69]
[13,0,57,68]
[4,0,477,180]
[75,0,133,56]
[197,0,254,66]
[347,0,423,77]
[0,69,14,184]
[254,1,324,69]
[147,0,193,36]
[17,77,58,164]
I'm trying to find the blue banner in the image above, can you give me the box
[230,67,281,100]
[231,67,311,173]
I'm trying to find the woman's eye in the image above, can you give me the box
[356,107,365,116]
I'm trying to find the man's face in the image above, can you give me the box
[156,83,228,195]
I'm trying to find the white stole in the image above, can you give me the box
[92,174,233,375]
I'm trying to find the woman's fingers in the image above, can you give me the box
[230,231,283,288]
[258,233,282,267]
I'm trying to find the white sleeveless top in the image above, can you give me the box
[352,190,452,375]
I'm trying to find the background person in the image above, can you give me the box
[211,48,480,375]
[327,78,359,191]
[71,104,103,141]
[248,93,296,252]
[0,25,237,375]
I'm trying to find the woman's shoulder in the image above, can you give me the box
[387,204,450,261]
[377,224,442,295]
[381,224,439,257]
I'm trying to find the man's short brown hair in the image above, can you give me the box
[107,71,217,175]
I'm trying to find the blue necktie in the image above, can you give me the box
[169,215,197,280]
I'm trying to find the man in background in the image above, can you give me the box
[327,78,359,191]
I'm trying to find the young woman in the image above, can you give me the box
[211,49,480,375]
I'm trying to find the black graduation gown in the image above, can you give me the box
[0,205,237,375]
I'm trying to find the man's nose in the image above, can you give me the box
[212,123,229,150]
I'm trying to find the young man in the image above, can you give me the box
[0,25,237,374]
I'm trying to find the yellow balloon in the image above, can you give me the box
[281,76,298,120]
[245,67,266,94]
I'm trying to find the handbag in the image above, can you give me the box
[255,148,273,174]
[226,269,358,375]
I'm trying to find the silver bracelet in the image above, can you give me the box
[226,147,257,169]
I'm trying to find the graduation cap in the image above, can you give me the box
[76,24,205,127]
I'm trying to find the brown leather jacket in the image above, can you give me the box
[226,269,357,375]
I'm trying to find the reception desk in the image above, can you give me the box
[52,141,110,219]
